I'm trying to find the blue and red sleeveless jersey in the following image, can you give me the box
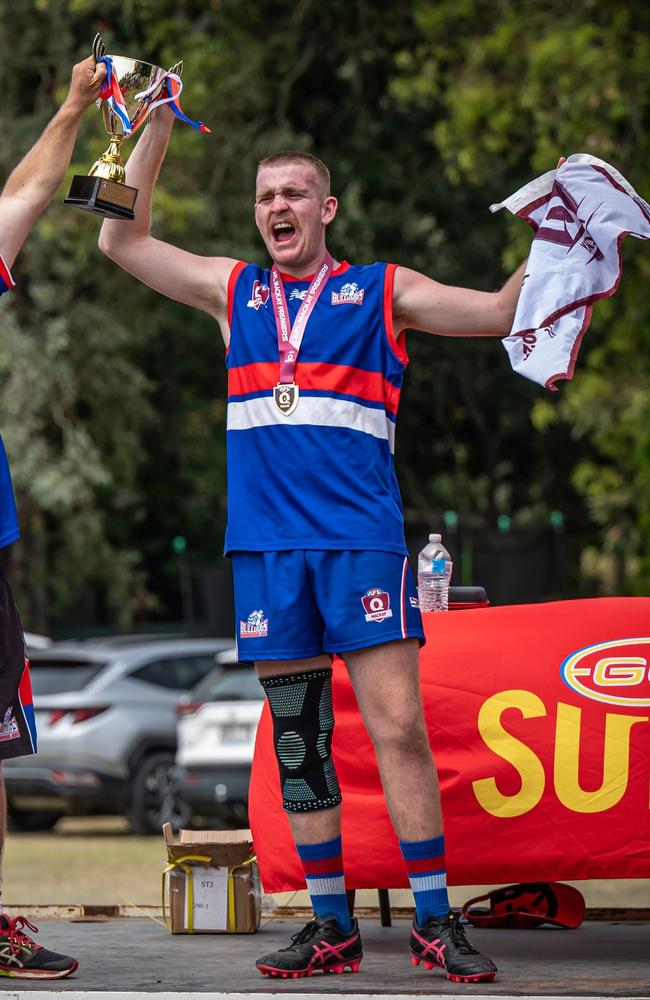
[225,260,409,554]
[0,255,19,549]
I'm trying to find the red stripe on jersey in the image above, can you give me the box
[302,854,344,877]
[278,261,350,282]
[227,261,248,332]
[405,854,445,874]
[400,557,408,639]
[383,263,408,366]
[0,255,15,292]
[228,361,401,414]
[18,659,34,707]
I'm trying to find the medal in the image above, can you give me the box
[269,252,333,414]
[273,382,299,415]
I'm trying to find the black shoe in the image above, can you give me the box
[257,915,363,978]
[0,914,78,980]
[410,910,497,983]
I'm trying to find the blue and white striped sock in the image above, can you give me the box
[296,835,352,932]
[399,834,450,924]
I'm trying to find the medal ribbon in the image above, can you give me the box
[270,252,333,384]
[98,56,133,135]
[133,73,211,133]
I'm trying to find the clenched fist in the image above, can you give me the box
[63,55,107,114]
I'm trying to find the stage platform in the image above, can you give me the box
[2,916,648,998]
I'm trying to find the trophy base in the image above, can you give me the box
[64,176,138,220]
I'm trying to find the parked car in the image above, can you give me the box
[175,664,264,825]
[4,636,234,834]
[24,632,53,650]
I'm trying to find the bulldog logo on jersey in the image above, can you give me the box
[331,281,365,306]
[361,588,393,623]
[247,280,270,310]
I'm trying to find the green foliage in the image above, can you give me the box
[392,0,650,593]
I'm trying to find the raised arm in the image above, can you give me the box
[0,56,105,267]
[392,261,526,338]
[98,108,238,340]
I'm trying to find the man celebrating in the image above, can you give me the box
[99,106,527,983]
[0,54,105,979]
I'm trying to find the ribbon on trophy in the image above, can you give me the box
[161,72,211,132]
[97,56,133,135]
[97,55,211,137]
[132,68,211,133]
[162,852,257,932]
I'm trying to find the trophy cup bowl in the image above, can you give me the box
[65,42,166,220]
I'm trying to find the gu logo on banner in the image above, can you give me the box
[561,637,650,707]
[247,281,270,310]
[331,282,365,306]
[361,588,393,623]
[240,609,269,638]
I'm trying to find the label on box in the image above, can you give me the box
[185,866,229,931]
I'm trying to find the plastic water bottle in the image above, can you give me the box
[418,533,453,612]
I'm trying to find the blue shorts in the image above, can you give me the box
[232,550,425,661]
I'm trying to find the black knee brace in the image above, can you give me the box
[260,668,341,813]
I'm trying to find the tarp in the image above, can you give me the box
[249,598,650,892]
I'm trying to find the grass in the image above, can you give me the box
[4,817,164,907]
[3,816,646,911]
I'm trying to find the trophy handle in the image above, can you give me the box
[168,60,183,77]
[92,33,106,65]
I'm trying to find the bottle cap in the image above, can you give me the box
[429,533,441,542]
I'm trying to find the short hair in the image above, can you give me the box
[256,150,331,196]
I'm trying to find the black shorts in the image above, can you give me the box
[0,568,37,760]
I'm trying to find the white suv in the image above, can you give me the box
[5,636,233,833]
[175,666,264,825]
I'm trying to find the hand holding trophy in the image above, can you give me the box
[65,34,210,220]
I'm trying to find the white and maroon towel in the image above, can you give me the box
[490,153,650,389]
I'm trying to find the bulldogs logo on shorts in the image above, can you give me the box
[0,705,20,742]
[240,609,269,638]
[361,588,393,623]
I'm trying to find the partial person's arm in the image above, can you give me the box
[98,108,238,337]
[0,57,106,268]
[392,261,527,339]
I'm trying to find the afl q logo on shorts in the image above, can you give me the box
[362,588,393,623]
[561,637,650,707]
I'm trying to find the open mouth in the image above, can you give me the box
[271,221,297,244]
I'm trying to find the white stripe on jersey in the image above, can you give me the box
[227,394,396,452]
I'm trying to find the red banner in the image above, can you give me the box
[249,598,650,892]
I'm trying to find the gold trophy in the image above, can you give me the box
[65,35,182,220]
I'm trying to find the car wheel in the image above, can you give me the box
[7,809,63,833]
[126,752,192,836]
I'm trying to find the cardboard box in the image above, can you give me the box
[162,824,260,934]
